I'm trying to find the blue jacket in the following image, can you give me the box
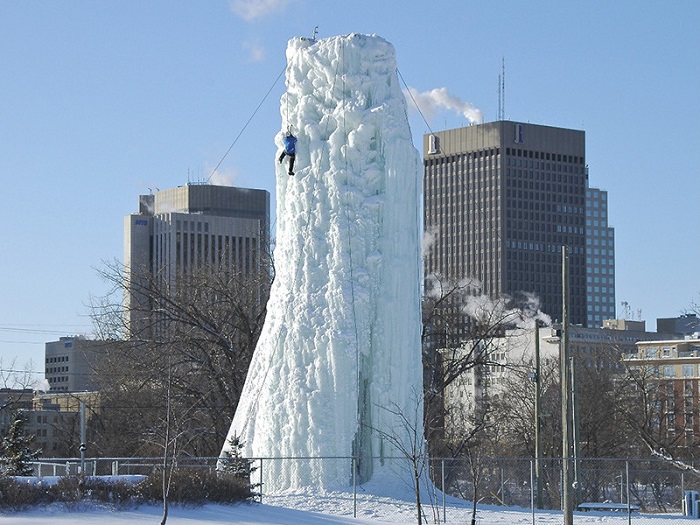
[283,134,297,155]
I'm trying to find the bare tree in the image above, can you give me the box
[487,356,561,458]
[371,391,434,525]
[0,358,38,393]
[87,243,273,457]
[421,272,547,458]
[617,359,700,470]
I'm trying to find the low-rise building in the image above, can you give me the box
[623,339,700,442]
[45,336,107,392]
[0,389,100,456]
[656,314,700,337]
[443,321,682,438]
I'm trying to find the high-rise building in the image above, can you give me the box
[585,185,616,327]
[123,183,270,337]
[423,121,588,342]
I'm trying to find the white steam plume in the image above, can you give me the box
[405,86,483,125]
[207,165,238,187]
[421,227,437,259]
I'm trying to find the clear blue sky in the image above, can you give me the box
[1,1,698,374]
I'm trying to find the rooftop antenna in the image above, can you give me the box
[312,25,318,41]
[498,57,506,121]
[621,301,631,320]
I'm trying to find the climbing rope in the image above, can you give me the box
[207,64,286,183]
[338,39,363,431]
[397,68,436,137]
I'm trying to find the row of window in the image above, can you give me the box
[587,239,614,248]
[46,355,69,364]
[506,167,585,184]
[505,148,584,165]
[506,219,584,233]
[586,189,607,199]
[587,286,613,294]
[505,240,585,254]
[588,210,607,218]
[588,276,614,284]
[425,148,500,166]
[173,219,210,233]
[505,270,587,288]
[588,228,614,238]
[587,295,615,304]
[587,248,613,255]
[506,190,584,207]
[659,365,698,378]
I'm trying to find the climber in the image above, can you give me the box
[278,129,297,176]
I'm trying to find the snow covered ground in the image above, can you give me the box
[0,490,690,524]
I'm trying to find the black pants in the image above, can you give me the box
[278,152,295,174]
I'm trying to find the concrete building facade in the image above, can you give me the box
[123,183,270,337]
[44,336,105,392]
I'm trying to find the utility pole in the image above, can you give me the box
[561,246,573,525]
[534,321,543,509]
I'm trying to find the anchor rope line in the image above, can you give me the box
[397,68,436,137]
[338,39,363,431]
[207,64,286,183]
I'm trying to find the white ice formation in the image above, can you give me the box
[221,34,423,492]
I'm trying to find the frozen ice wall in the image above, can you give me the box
[222,34,422,491]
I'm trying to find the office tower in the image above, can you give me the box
[585,185,616,327]
[124,183,270,337]
[423,121,588,343]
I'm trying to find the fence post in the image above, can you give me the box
[352,457,357,518]
[259,458,264,504]
[626,460,631,525]
[681,472,685,512]
[442,459,446,523]
[501,467,506,506]
[530,459,535,525]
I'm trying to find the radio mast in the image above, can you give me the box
[498,57,506,120]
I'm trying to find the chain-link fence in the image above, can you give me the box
[30,456,700,523]
[433,456,699,517]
